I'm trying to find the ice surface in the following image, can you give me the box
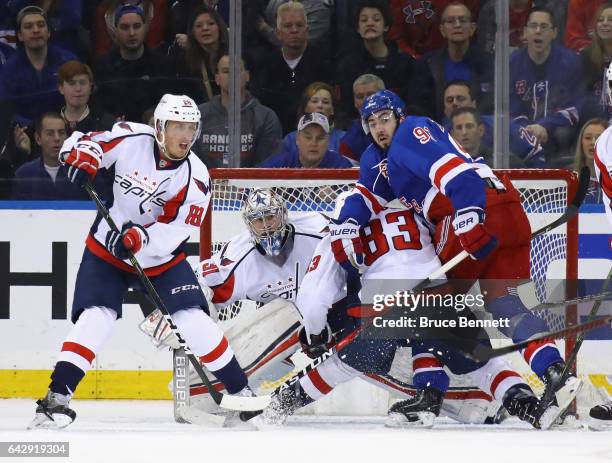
[2,399,612,463]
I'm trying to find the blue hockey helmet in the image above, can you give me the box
[359,90,406,134]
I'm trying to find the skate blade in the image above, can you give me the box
[177,406,226,427]
[27,413,72,430]
[384,411,436,429]
[555,377,583,412]
[551,413,581,430]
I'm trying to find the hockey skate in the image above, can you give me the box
[28,390,76,430]
[385,387,442,428]
[540,362,583,417]
[502,384,560,430]
[253,383,314,426]
[588,401,612,431]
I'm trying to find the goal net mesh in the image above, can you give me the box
[202,169,578,399]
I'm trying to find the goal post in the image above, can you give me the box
[196,167,582,414]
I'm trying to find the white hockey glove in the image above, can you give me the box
[139,309,181,350]
[329,217,366,272]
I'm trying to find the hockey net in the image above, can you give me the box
[200,168,580,410]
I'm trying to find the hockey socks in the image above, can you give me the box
[50,306,117,396]
[173,307,248,394]
[488,294,563,378]
[412,351,450,393]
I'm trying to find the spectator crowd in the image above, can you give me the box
[0,0,609,204]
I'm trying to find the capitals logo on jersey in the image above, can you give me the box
[260,263,301,300]
[115,173,170,212]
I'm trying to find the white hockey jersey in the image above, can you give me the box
[594,126,612,229]
[298,208,443,336]
[60,122,212,274]
[199,213,327,306]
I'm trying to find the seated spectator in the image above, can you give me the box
[262,0,333,46]
[170,0,230,40]
[449,107,491,164]
[580,2,612,122]
[11,112,86,200]
[250,1,332,135]
[335,0,420,121]
[574,118,609,203]
[510,7,583,165]
[416,1,493,118]
[0,6,75,153]
[339,73,385,163]
[565,0,607,52]
[259,112,352,168]
[387,0,479,59]
[281,82,344,153]
[58,60,115,135]
[443,80,544,166]
[168,4,228,104]
[95,4,169,122]
[14,0,86,56]
[194,54,282,167]
[93,0,167,56]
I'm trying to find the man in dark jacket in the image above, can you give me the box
[94,4,168,122]
[195,55,282,167]
[250,2,332,134]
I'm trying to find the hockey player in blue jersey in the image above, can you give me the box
[329,89,582,425]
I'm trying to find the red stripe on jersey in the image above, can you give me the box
[413,356,444,371]
[307,369,333,395]
[158,185,188,224]
[433,156,465,190]
[81,133,128,153]
[61,341,95,363]
[594,148,612,199]
[86,235,185,276]
[211,273,235,304]
[490,370,521,396]
[522,339,555,363]
[199,337,229,364]
[355,184,384,213]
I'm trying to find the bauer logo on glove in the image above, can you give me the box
[452,207,498,260]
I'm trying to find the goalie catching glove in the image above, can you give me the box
[298,326,333,359]
[329,217,366,272]
[452,207,497,260]
[61,140,103,187]
[105,221,149,260]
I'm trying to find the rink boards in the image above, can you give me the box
[0,203,611,405]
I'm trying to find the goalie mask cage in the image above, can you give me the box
[199,168,588,415]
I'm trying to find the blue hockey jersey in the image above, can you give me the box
[337,116,500,226]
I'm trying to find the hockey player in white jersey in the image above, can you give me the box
[589,61,612,428]
[29,95,253,429]
[257,192,564,429]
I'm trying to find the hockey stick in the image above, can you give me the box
[529,290,612,312]
[536,264,612,410]
[458,311,612,363]
[84,183,270,412]
[240,168,590,420]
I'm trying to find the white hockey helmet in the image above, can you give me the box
[242,188,290,256]
[154,94,201,161]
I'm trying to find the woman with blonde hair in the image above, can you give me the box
[574,118,609,203]
[280,81,346,154]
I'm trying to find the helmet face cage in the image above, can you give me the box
[242,189,289,256]
[360,90,406,135]
[154,94,201,161]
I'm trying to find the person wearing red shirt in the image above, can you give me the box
[565,0,607,52]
